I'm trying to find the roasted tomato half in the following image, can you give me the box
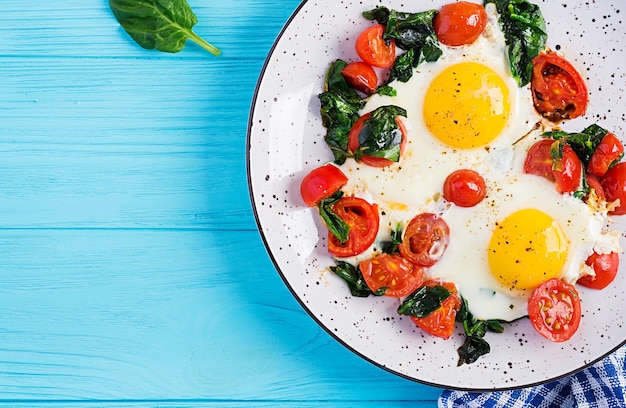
[528,278,581,342]
[348,112,408,168]
[398,213,450,267]
[443,169,487,207]
[531,52,588,122]
[355,24,396,68]
[577,251,619,290]
[433,1,488,46]
[327,197,379,257]
[524,139,582,194]
[300,164,348,207]
[360,254,424,298]
[601,162,626,215]
[410,281,461,340]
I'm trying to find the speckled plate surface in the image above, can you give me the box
[247,0,626,390]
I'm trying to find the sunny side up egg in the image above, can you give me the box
[336,4,620,322]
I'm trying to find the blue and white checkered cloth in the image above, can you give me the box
[439,345,626,407]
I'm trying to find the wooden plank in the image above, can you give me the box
[0,0,299,59]
[0,0,443,404]
[0,229,441,402]
[1,56,260,229]
[0,402,437,407]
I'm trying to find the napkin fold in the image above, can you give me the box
[438,345,626,408]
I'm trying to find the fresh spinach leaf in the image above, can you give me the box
[109,0,221,56]
[319,60,366,164]
[398,285,451,318]
[318,192,351,245]
[353,105,407,163]
[485,0,547,86]
[330,261,384,297]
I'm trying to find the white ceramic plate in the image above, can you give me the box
[247,0,626,390]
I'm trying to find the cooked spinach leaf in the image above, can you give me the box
[364,6,441,82]
[455,297,505,366]
[390,48,419,83]
[544,124,610,167]
[381,223,403,255]
[458,336,491,366]
[485,0,547,86]
[318,191,350,244]
[109,0,221,56]
[353,105,407,163]
[377,85,397,97]
[331,261,384,297]
[398,285,451,318]
[319,60,366,164]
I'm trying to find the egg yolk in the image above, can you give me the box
[488,209,569,291]
[423,62,510,148]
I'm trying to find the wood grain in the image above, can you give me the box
[0,0,441,405]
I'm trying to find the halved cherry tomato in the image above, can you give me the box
[577,251,619,290]
[528,278,581,342]
[588,132,624,177]
[433,1,488,46]
[410,281,461,340]
[443,169,487,207]
[398,213,450,267]
[348,113,408,167]
[585,174,605,201]
[300,164,348,207]
[531,52,588,122]
[341,61,378,94]
[355,24,396,68]
[327,197,379,257]
[524,139,555,181]
[360,254,424,298]
[524,139,582,194]
[554,144,583,194]
[601,162,626,215]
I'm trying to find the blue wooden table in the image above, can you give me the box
[0,1,441,405]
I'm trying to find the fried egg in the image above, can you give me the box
[336,4,621,321]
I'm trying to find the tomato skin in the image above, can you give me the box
[554,144,583,194]
[600,162,626,215]
[524,139,556,181]
[588,133,624,177]
[528,278,581,342]
[398,213,450,267]
[348,113,408,167]
[410,281,461,340]
[585,174,605,201]
[327,197,380,257]
[524,139,582,194]
[531,52,588,122]
[433,2,488,46]
[355,24,396,68]
[341,61,378,94]
[300,164,349,207]
[360,254,424,298]
[443,169,487,207]
[577,252,619,290]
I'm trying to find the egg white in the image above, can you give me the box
[336,4,621,321]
